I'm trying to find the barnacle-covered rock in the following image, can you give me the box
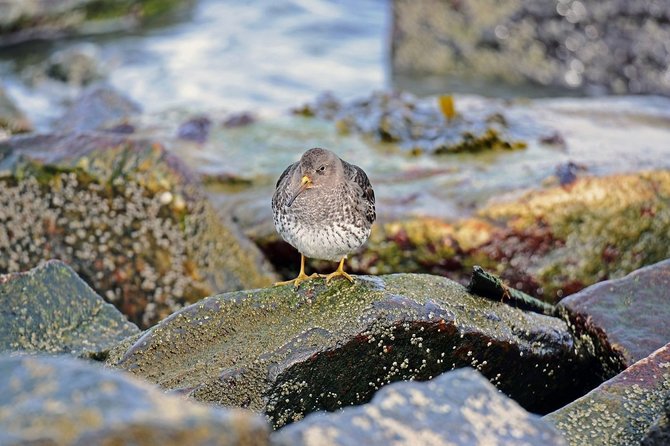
[0,133,277,328]
[545,342,670,446]
[0,260,139,359]
[557,259,670,376]
[0,0,193,46]
[294,91,531,155]
[109,274,604,428]
[0,354,269,446]
[272,367,567,446]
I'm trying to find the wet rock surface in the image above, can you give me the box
[558,259,670,373]
[0,132,277,328]
[391,0,670,95]
[110,274,604,428]
[0,260,138,359]
[272,367,567,446]
[546,342,670,446]
[0,354,269,446]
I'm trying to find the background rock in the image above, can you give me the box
[391,0,670,95]
[546,342,670,446]
[0,0,195,47]
[0,260,139,359]
[272,367,566,446]
[0,354,269,446]
[110,274,604,428]
[57,84,141,132]
[0,133,277,327]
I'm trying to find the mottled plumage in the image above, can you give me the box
[272,148,375,286]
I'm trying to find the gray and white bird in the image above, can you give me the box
[272,148,376,287]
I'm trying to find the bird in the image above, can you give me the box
[272,147,376,287]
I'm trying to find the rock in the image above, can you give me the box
[0,83,32,136]
[391,0,670,95]
[545,342,670,446]
[478,170,670,301]
[0,0,193,47]
[58,84,141,132]
[272,367,567,446]
[295,91,533,154]
[0,132,277,328]
[0,354,269,446]
[642,393,670,446]
[177,115,212,143]
[109,274,604,428]
[0,260,139,359]
[44,43,104,86]
[558,259,670,376]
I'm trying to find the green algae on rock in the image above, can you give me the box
[0,354,269,446]
[272,367,567,446]
[335,171,670,305]
[479,170,670,301]
[0,260,139,359]
[545,342,670,446]
[0,133,277,328]
[558,259,670,376]
[110,274,603,428]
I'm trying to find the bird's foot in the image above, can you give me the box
[325,269,354,284]
[274,272,319,288]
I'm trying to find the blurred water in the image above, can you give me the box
[0,0,389,127]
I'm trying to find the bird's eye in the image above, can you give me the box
[317,165,326,173]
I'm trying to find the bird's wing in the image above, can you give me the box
[343,160,376,224]
[276,162,296,189]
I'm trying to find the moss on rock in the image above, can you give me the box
[110,273,604,428]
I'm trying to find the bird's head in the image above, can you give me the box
[287,148,341,206]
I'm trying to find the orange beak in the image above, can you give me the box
[287,175,312,207]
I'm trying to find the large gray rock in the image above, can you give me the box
[272,367,566,446]
[109,274,603,428]
[391,0,670,95]
[0,354,269,446]
[545,342,670,446]
[0,260,139,359]
[558,259,670,375]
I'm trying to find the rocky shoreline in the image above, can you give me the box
[1,1,669,444]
